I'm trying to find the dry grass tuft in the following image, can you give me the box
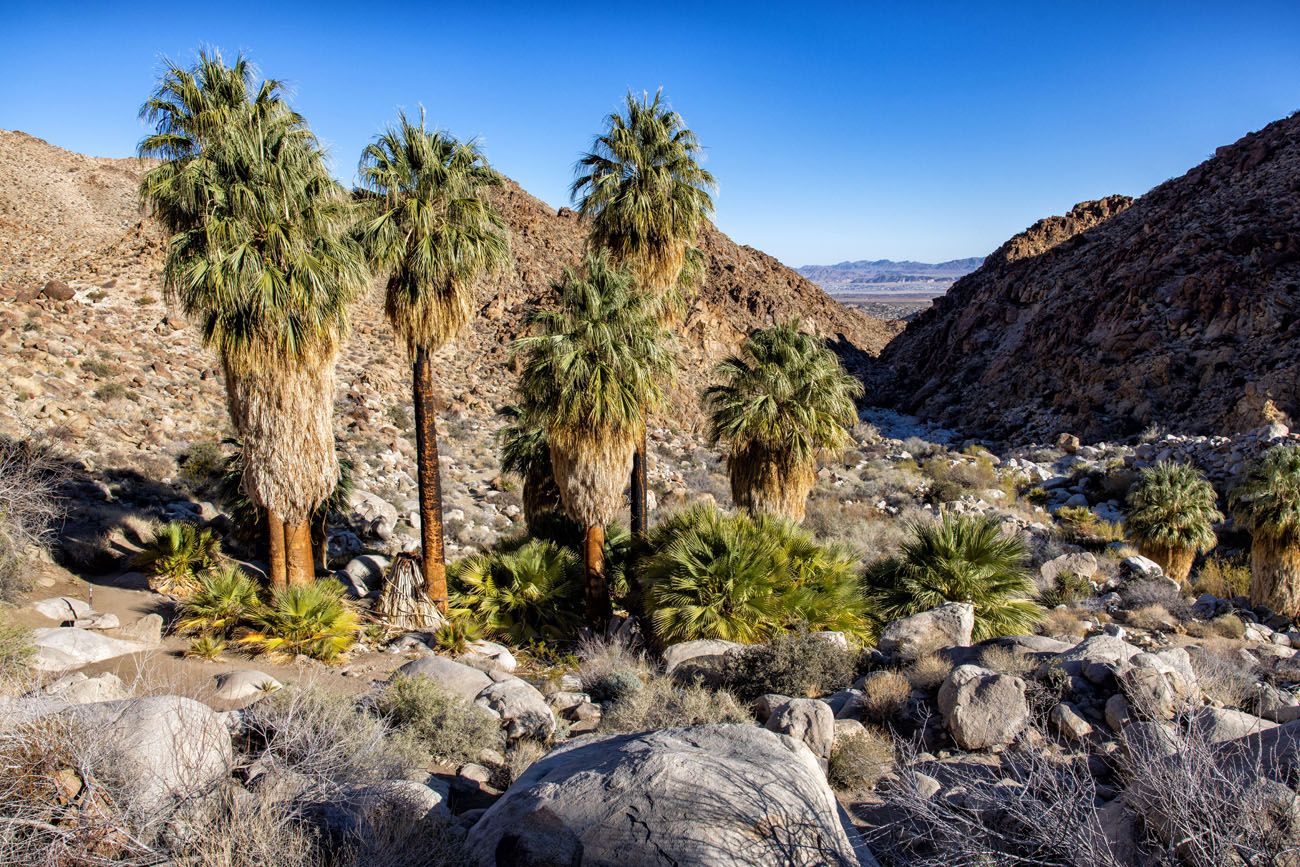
[827,726,895,793]
[599,673,751,734]
[1124,603,1178,632]
[903,653,954,692]
[860,670,912,722]
[979,644,1037,677]
[1038,607,1088,642]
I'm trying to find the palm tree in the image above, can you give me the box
[1125,461,1222,584]
[357,111,511,612]
[571,89,716,538]
[496,405,564,533]
[865,515,1043,640]
[516,251,674,624]
[139,50,366,588]
[704,322,863,522]
[1230,444,1300,617]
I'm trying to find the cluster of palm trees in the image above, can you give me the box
[140,51,863,629]
[1125,447,1300,617]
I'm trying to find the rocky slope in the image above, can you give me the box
[879,113,1300,443]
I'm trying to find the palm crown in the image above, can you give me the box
[1126,461,1223,551]
[571,90,716,295]
[357,110,511,356]
[1231,444,1300,545]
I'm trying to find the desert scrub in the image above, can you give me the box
[133,520,223,597]
[859,670,911,723]
[721,631,859,700]
[599,674,749,733]
[377,675,502,764]
[0,438,64,602]
[0,616,34,691]
[921,453,997,505]
[903,652,953,692]
[1195,553,1251,599]
[1119,579,1191,620]
[979,644,1037,677]
[239,579,359,663]
[1037,607,1089,642]
[1054,506,1125,547]
[827,726,895,793]
[179,439,229,490]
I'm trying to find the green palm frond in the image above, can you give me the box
[133,521,223,597]
[865,515,1043,640]
[448,540,584,643]
[357,109,511,355]
[176,563,262,637]
[239,579,359,662]
[1231,444,1300,546]
[1126,460,1222,552]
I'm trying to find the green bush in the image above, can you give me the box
[1054,506,1125,547]
[176,564,262,637]
[638,505,867,643]
[133,521,223,597]
[1038,570,1093,608]
[1195,554,1251,599]
[721,631,859,700]
[377,675,502,763]
[864,515,1043,640]
[179,440,229,490]
[239,579,359,663]
[449,539,584,643]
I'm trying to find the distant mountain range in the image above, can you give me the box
[796,257,983,301]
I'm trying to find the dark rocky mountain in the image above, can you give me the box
[878,113,1300,443]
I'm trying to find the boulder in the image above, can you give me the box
[878,603,975,662]
[1190,707,1277,743]
[459,639,517,673]
[663,638,745,676]
[120,613,165,645]
[937,665,1029,750]
[474,677,556,741]
[1105,693,1132,731]
[1049,703,1093,741]
[341,553,390,597]
[213,670,283,702]
[34,671,130,705]
[41,280,75,301]
[347,490,399,541]
[1118,555,1164,582]
[465,725,877,866]
[28,627,149,671]
[765,697,835,760]
[30,596,94,621]
[395,655,493,702]
[1038,552,1099,586]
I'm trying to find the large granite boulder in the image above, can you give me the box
[465,725,877,866]
[28,627,150,671]
[937,664,1029,750]
[877,603,975,661]
[395,655,493,702]
[764,697,835,760]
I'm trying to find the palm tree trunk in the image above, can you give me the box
[285,520,314,586]
[1139,543,1196,587]
[267,510,287,590]
[312,512,329,574]
[1250,536,1300,618]
[631,427,648,535]
[584,523,611,627]
[413,347,449,612]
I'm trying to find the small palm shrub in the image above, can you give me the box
[175,564,262,637]
[239,579,359,663]
[865,515,1043,641]
[1230,444,1300,617]
[449,539,584,643]
[377,675,502,764]
[1125,461,1222,584]
[721,631,859,700]
[185,634,227,660]
[133,521,222,596]
[639,505,867,644]
[1038,570,1093,608]
[1054,506,1124,547]
[431,613,484,655]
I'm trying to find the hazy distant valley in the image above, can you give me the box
[797,257,983,319]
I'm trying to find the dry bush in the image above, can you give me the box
[1120,580,1191,621]
[861,670,912,723]
[1038,607,1089,642]
[1189,613,1249,640]
[0,438,64,601]
[827,726,895,793]
[0,615,35,686]
[376,675,502,765]
[1124,603,1178,632]
[904,653,953,692]
[600,674,750,734]
[980,644,1037,677]
[921,454,999,504]
[176,788,321,867]
[1194,554,1251,600]
[1189,645,1261,710]
[494,739,548,790]
[721,631,859,701]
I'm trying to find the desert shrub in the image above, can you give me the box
[903,652,954,691]
[186,634,227,660]
[921,454,997,505]
[827,726,895,792]
[979,644,1037,677]
[1025,486,1051,506]
[860,670,911,722]
[1038,607,1088,642]
[1055,506,1125,547]
[1195,553,1250,599]
[1190,646,1260,709]
[0,438,63,601]
[1120,579,1191,620]
[180,439,229,490]
[864,515,1043,640]
[376,675,501,764]
[494,739,548,790]
[1038,570,1093,608]
[176,564,262,637]
[1124,603,1178,631]
[639,505,867,643]
[721,631,859,700]
[449,539,584,643]
[599,673,750,733]
[576,633,650,703]
[239,579,359,663]
[133,520,223,597]
[93,382,129,401]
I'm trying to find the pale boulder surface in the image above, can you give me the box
[28,626,150,671]
[465,725,876,866]
[877,602,974,661]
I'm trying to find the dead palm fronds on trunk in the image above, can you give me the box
[138,49,367,589]
[1230,443,1300,617]
[1124,460,1222,585]
[357,110,511,613]
[376,552,444,630]
[705,321,863,522]
[497,404,564,532]
[572,89,715,540]
[515,251,674,626]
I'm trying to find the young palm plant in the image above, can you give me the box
[865,515,1043,640]
[448,539,584,643]
[1230,444,1300,617]
[133,521,223,597]
[1125,461,1222,584]
[357,110,511,613]
[572,89,716,538]
[175,563,262,637]
[139,50,367,588]
[515,252,674,624]
[705,322,863,522]
[239,578,360,663]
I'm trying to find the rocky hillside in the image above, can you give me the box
[879,113,1300,443]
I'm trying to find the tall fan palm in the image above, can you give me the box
[1125,461,1222,584]
[1230,444,1300,617]
[705,322,863,522]
[572,89,716,539]
[357,111,511,611]
[516,251,674,624]
[496,404,564,533]
[139,50,367,588]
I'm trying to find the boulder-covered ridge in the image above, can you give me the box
[879,112,1300,443]
[0,129,896,429]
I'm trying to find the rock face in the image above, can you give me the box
[880,113,1300,441]
[465,725,875,866]
[877,603,975,661]
[28,626,149,671]
[764,697,836,760]
[937,665,1030,750]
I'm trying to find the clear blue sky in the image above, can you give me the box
[3,2,1298,265]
